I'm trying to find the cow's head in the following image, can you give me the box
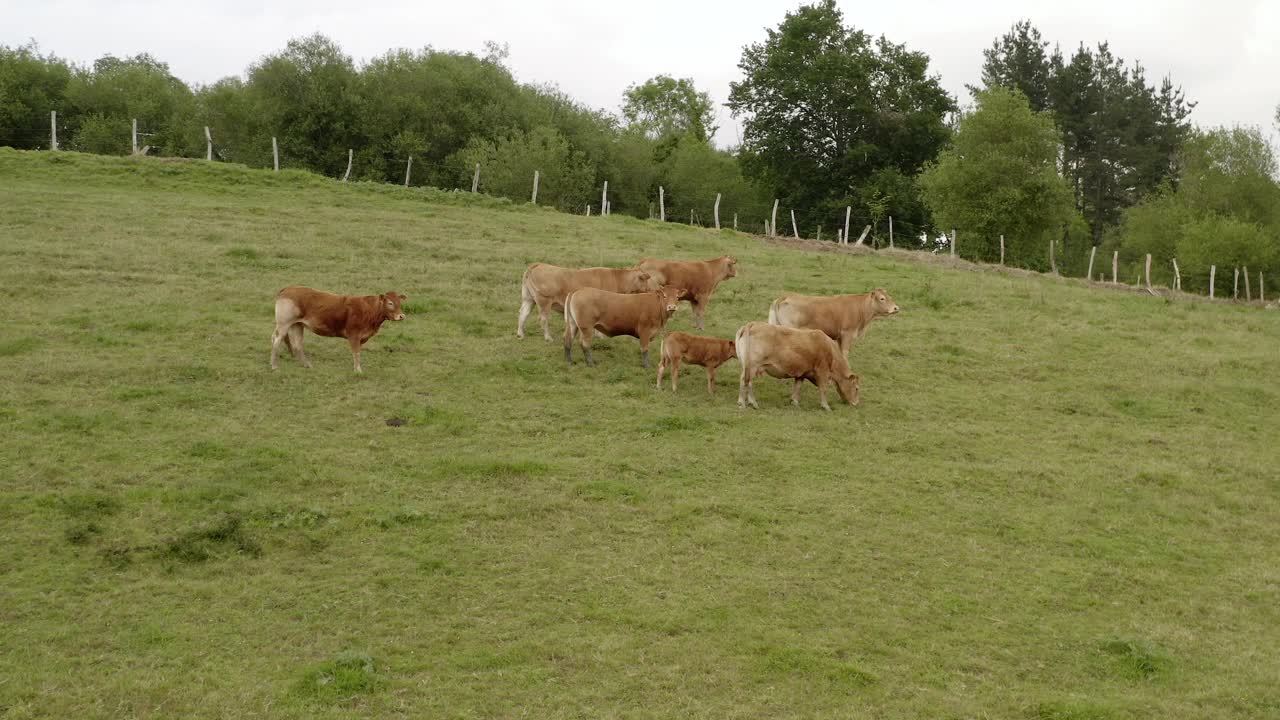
[834,371,861,406]
[381,292,407,321]
[658,286,686,315]
[722,256,738,279]
[630,269,661,293]
[871,288,900,316]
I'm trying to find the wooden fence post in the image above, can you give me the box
[1050,239,1057,274]
[586,205,591,216]
[1144,254,1153,293]
[659,186,665,222]
[999,234,1005,265]
[836,229,843,245]
[1112,251,1119,283]
[342,149,352,181]
[272,137,279,171]
[889,216,894,248]
[771,199,779,237]
[950,229,956,257]
[733,213,738,231]
[131,118,138,155]
[1087,246,1097,281]
[853,225,871,246]
[531,170,539,203]
[714,193,721,230]
[601,181,608,215]
[690,209,695,225]
[1234,267,1240,299]
[817,226,822,242]
[1209,265,1216,299]
[1171,258,1181,291]
[50,110,58,151]
[605,200,610,216]
[1244,266,1252,301]
[1260,272,1265,302]
[205,127,213,161]
[844,207,851,248]
[404,156,412,187]
[471,163,481,192]
[790,209,799,239]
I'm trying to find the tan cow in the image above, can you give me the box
[767,288,900,355]
[735,322,860,411]
[656,332,737,395]
[564,286,686,367]
[637,256,738,330]
[518,263,658,340]
[271,286,407,373]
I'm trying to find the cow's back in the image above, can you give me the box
[526,264,635,303]
[639,260,711,292]
[772,293,868,338]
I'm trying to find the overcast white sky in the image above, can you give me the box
[5,0,1279,145]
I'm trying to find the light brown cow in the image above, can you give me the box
[270,286,407,373]
[767,288,900,356]
[656,332,737,395]
[564,286,686,367]
[518,263,658,340]
[735,322,860,411]
[636,256,738,330]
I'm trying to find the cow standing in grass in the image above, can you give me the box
[517,263,658,341]
[735,322,860,411]
[637,256,737,331]
[656,332,737,395]
[271,286,406,373]
[768,288,900,356]
[564,286,685,367]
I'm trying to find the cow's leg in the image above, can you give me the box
[817,373,832,411]
[638,330,652,368]
[517,294,534,339]
[791,378,804,407]
[539,302,553,342]
[747,371,760,409]
[348,335,364,373]
[738,365,750,408]
[578,326,595,366]
[270,325,287,370]
[691,297,706,330]
[287,324,310,367]
[670,358,681,392]
[839,332,853,357]
[655,354,667,389]
[706,364,716,395]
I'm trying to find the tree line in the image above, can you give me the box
[2,1,1277,295]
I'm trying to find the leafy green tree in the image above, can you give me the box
[456,126,594,211]
[0,43,72,150]
[662,137,769,227]
[727,0,954,236]
[622,75,716,145]
[918,86,1072,267]
[246,34,361,177]
[65,53,198,155]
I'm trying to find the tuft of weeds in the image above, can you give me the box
[161,514,261,563]
[292,654,385,704]
[1099,639,1166,680]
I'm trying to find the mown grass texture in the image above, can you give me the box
[1,149,1279,719]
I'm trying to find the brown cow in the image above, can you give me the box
[735,322,860,411]
[656,332,737,395]
[563,286,686,367]
[518,263,658,340]
[767,288,900,356]
[270,286,407,373]
[636,256,738,330]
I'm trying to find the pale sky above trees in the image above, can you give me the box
[5,0,1278,145]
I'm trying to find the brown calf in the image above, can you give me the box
[637,256,737,330]
[656,331,737,395]
[518,263,658,340]
[735,322,860,411]
[563,286,685,367]
[270,286,406,373]
[768,288,900,356]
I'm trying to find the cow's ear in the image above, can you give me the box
[398,292,408,301]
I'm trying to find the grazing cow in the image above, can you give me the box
[270,286,407,373]
[517,263,658,340]
[656,332,737,395]
[564,286,686,367]
[636,256,738,330]
[768,288,900,356]
[735,322,860,411]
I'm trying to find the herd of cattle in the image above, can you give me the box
[270,255,900,410]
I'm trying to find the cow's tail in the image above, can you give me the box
[563,291,578,350]
[734,323,752,361]
[767,297,783,325]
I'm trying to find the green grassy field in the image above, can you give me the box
[1,149,1278,719]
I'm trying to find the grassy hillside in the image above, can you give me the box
[1,149,1277,719]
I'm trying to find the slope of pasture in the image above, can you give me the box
[1,149,1278,719]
